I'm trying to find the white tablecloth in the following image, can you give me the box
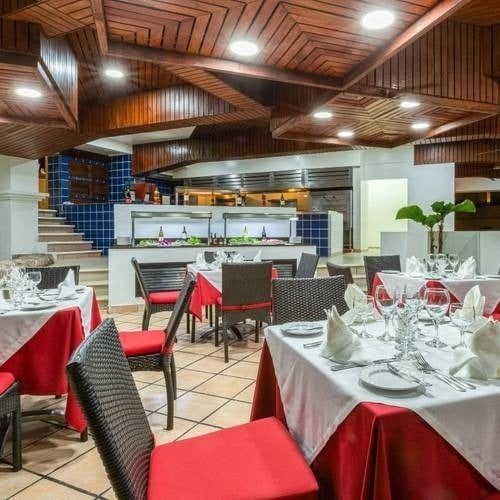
[266,320,500,489]
[0,287,94,366]
[187,264,222,292]
[378,273,500,314]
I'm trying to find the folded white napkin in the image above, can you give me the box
[195,253,206,267]
[215,249,227,263]
[450,320,500,379]
[232,253,244,263]
[456,256,476,279]
[253,250,262,262]
[405,256,426,276]
[320,306,362,363]
[58,269,76,299]
[341,284,379,324]
[462,285,486,330]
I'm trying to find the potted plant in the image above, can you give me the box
[395,200,476,253]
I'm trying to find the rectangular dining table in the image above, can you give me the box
[0,287,102,434]
[251,320,500,499]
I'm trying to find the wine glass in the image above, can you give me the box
[26,271,42,293]
[404,284,426,337]
[426,253,437,276]
[374,285,399,341]
[353,296,375,338]
[424,288,450,348]
[448,254,460,276]
[436,253,448,277]
[392,302,416,360]
[449,303,475,348]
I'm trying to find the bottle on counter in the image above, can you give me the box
[152,186,161,204]
[236,190,242,207]
[243,226,248,238]
[182,226,188,240]
[280,193,286,207]
[158,226,164,242]
[261,226,267,241]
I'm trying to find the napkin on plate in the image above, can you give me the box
[320,306,362,363]
[231,253,244,263]
[405,256,426,276]
[461,285,486,330]
[58,269,77,299]
[456,257,476,279]
[450,320,500,379]
[341,284,379,324]
[253,250,262,262]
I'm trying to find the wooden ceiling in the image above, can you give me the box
[0,0,499,171]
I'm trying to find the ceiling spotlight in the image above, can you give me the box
[400,99,420,109]
[337,130,354,138]
[313,111,333,119]
[411,122,430,130]
[15,87,42,98]
[361,10,395,30]
[104,68,125,78]
[229,40,259,57]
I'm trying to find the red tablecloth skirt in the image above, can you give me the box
[1,293,102,432]
[251,343,499,500]
[372,274,500,320]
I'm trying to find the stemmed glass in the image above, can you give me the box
[449,303,475,348]
[436,253,448,277]
[374,285,399,341]
[424,288,450,348]
[26,271,42,294]
[392,301,416,359]
[448,254,460,276]
[426,253,437,276]
[404,284,426,337]
[353,296,375,338]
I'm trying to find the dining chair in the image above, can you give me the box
[67,319,319,500]
[272,276,348,324]
[24,265,80,289]
[326,262,354,285]
[204,251,215,263]
[266,259,297,278]
[131,258,194,335]
[215,262,273,362]
[295,253,320,278]
[0,373,22,471]
[118,273,195,430]
[363,255,401,294]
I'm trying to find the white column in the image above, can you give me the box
[0,155,48,260]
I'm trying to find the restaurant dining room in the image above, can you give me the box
[1,0,500,498]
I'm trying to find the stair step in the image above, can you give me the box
[47,242,93,252]
[39,224,75,233]
[38,209,57,216]
[38,216,67,224]
[39,233,84,242]
[54,250,102,260]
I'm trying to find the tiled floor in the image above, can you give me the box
[0,309,264,499]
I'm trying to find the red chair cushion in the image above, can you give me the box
[0,372,16,394]
[148,291,180,304]
[148,416,318,500]
[119,330,166,357]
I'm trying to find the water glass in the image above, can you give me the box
[392,302,417,359]
[448,254,460,276]
[436,253,448,276]
[353,296,375,338]
[424,288,450,348]
[26,271,42,292]
[449,303,475,348]
[374,285,399,341]
[426,253,437,276]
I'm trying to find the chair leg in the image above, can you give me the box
[170,355,177,399]
[186,311,190,335]
[163,354,175,431]
[80,428,88,442]
[142,308,151,330]
[190,315,196,343]
[209,305,213,327]
[214,311,220,347]
[12,406,22,471]
[223,321,229,363]
[255,320,260,343]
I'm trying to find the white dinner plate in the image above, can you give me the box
[359,365,421,392]
[20,303,57,311]
[281,322,324,337]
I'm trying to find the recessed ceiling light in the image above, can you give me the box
[313,111,333,119]
[229,40,259,57]
[15,87,42,98]
[104,68,125,78]
[400,99,420,109]
[411,122,430,130]
[361,10,395,30]
[337,130,354,138]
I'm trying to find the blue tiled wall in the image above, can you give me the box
[47,155,70,210]
[109,155,132,202]
[297,213,329,257]
[62,203,114,256]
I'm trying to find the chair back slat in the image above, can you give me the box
[363,255,401,294]
[266,259,297,279]
[221,262,272,306]
[132,259,189,297]
[165,273,196,347]
[272,276,348,324]
[326,262,354,285]
[67,318,153,500]
[295,253,319,279]
[24,265,80,289]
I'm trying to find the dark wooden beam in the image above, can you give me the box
[89,0,108,54]
[107,41,343,91]
[424,113,497,140]
[342,0,475,90]
[0,114,69,128]
[278,132,391,149]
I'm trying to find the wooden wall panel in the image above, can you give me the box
[39,33,78,120]
[0,18,39,55]
[358,21,500,105]
[132,128,346,174]
[414,140,500,165]
[455,163,500,178]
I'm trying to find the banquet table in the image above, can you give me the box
[251,320,500,499]
[0,288,101,433]
[372,272,500,319]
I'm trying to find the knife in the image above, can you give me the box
[387,363,423,384]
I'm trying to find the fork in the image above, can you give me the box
[414,352,475,391]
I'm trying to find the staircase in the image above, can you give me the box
[38,209,102,260]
